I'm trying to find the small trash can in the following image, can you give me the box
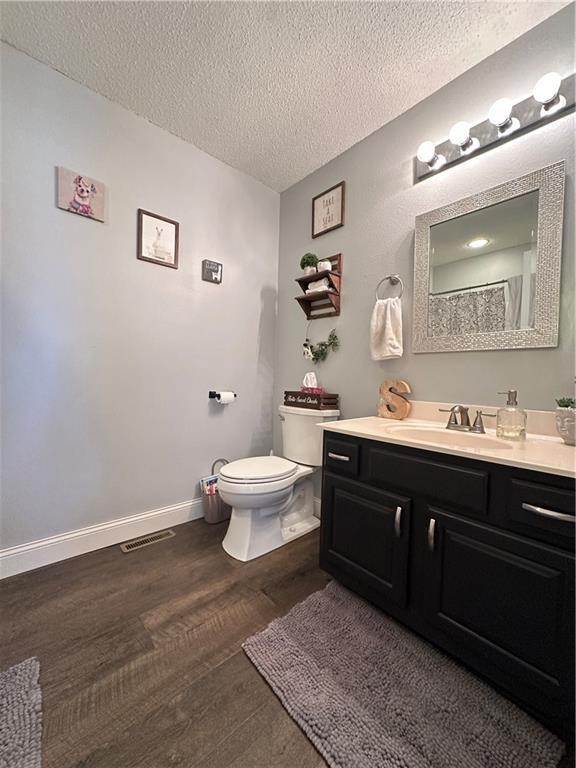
[200,459,232,524]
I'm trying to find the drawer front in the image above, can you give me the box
[505,479,575,549]
[367,446,489,516]
[324,437,360,478]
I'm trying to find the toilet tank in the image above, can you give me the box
[279,404,340,466]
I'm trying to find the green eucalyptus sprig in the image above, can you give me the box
[311,329,339,363]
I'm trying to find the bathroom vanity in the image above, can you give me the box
[319,417,575,735]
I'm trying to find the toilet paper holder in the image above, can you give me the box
[209,391,237,402]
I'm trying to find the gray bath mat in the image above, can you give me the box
[244,581,565,768]
[0,658,42,768]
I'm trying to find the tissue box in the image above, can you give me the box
[284,391,339,410]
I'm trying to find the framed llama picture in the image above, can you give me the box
[137,209,179,269]
[312,181,345,238]
[57,167,106,222]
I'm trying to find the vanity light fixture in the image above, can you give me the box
[533,72,565,115]
[448,121,478,154]
[416,141,445,170]
[488,98,519,136]
[414,71,574,183]
[466,238,489,249]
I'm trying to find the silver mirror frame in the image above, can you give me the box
[412,161,565,353]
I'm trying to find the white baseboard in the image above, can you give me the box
[0,498,204,580]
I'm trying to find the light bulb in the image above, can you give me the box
[488,98,513,127]
[416,141,446,171]
[449,121,471,148]
[533,72,562,105]
[467,238,489,249]
[416,141,437,164]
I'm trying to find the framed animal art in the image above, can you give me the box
[137,209,179,269]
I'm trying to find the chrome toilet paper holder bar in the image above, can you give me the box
[208,391,237,400]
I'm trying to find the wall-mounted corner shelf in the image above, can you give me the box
[294,253,342,320]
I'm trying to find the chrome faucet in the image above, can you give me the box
[439,405,471,431]
[439,405,496,433]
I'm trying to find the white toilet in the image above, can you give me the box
[219,404,339,561]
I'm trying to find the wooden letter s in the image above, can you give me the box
[378,379,412,420]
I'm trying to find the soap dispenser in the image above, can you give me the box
[496,389,527,441]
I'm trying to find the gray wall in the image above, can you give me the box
[1,44,279,548]
[2,8,574,551]
[431,246,528,294]
[274,5,575,454]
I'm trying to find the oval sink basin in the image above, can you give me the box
[385,425,512,451]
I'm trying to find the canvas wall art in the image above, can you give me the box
[57,167,106,222]
[137,209,179,269]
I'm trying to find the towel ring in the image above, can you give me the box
[375,274,404,300]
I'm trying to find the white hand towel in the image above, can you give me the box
[306,277,330,294]
[370,297,403,360]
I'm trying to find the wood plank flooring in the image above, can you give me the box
[1,519,571,767]
[0,520,329,767]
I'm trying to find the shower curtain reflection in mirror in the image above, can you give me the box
[427,191,538,338]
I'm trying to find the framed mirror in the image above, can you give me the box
[412,161,565,353]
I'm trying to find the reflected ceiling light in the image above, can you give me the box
[533,72,565,115]
[416,141,445,170]
[449,121,478,154]
[467,238,489,249]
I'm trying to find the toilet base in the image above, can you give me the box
[282,514,320,544]
[222,476,317,562]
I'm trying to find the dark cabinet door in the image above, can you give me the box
[422,508,574,714]
[321,473,411,607]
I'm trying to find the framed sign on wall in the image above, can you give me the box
[201,259,223,284]
[312,181,345,238]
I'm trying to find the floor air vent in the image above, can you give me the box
[120,529,175,553]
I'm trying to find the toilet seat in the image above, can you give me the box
[220,456,297,484]
[218,461,312,498]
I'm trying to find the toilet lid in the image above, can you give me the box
[220,456,297,483]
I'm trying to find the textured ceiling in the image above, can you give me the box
[0,1,567,191]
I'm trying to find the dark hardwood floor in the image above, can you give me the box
[1,520,571,768]
[0,520,330,768]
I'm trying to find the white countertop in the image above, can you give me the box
[320,417,576,479]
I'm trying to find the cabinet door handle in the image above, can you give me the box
[427,518,436,551]
[328,452,350,462]
[521,503,575,523]
[394,506,402,538]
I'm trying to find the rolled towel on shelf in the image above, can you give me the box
[370,297,403,360]
[305,277,331,294]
